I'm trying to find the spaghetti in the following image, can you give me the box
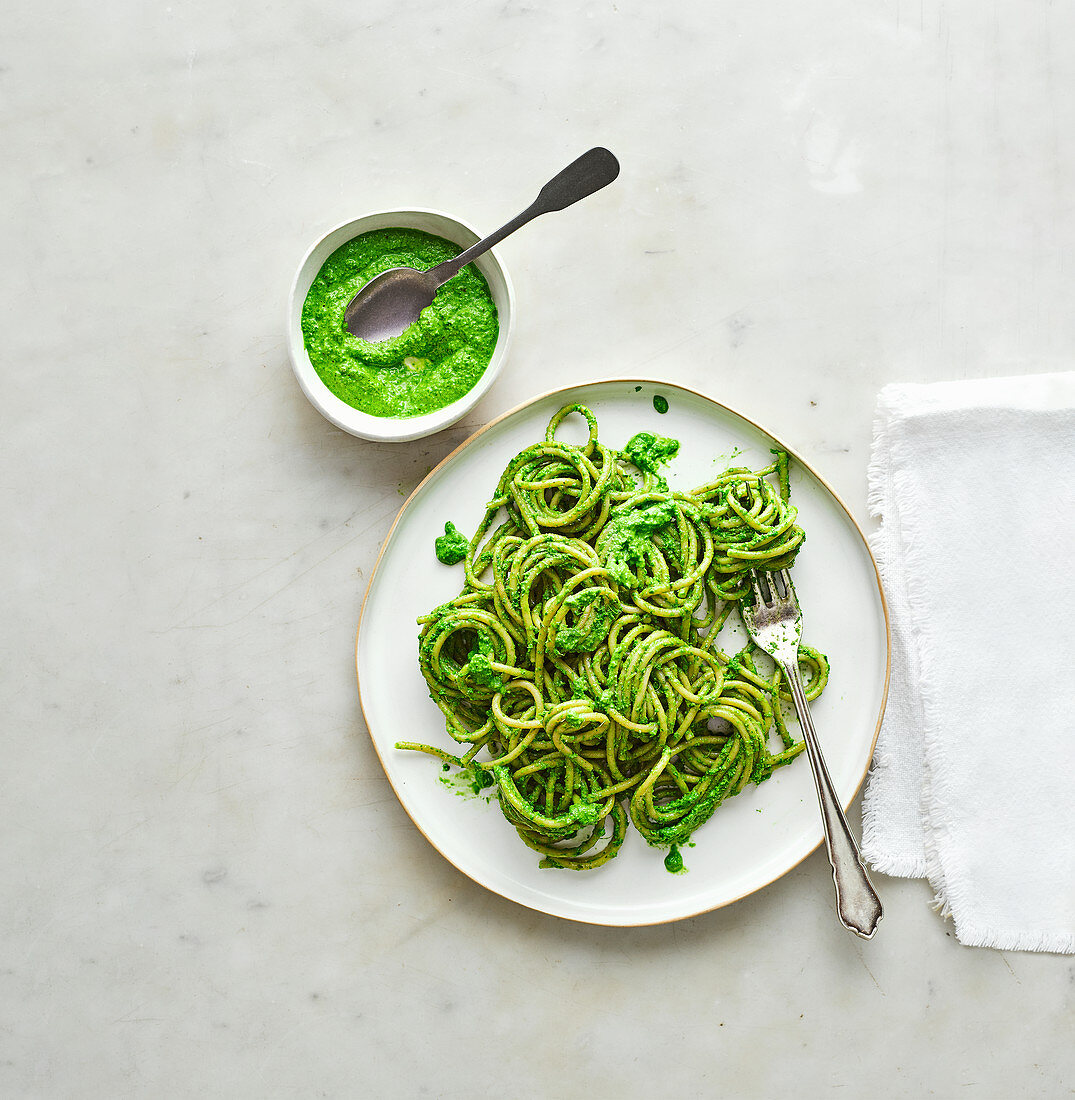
[399,404,828,870]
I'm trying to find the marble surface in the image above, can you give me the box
[4,1,1074,1096]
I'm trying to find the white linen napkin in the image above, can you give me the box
[861,372,1075,954]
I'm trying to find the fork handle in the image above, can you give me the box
[781,657,883,939]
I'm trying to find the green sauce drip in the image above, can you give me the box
[435,521,468,565]
[664,845,685,874]
[653,394,669,414]
[300,228,498,419]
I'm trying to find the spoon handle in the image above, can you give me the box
[429,148,620,287]
[531,146,621,213]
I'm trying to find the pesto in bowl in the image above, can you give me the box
[300,228,499,419]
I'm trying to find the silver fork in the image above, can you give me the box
[741,568,883,939]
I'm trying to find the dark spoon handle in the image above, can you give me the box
[430,148,620,286]
[532,147,621,213]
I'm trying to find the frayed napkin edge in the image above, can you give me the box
[950,923,1075,955]
[861,391,930,879]
[878,399,962,913]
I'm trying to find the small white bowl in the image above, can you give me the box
[287,209,515,442]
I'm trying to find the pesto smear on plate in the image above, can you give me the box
[434,521,468,565]
[300,228,499,419]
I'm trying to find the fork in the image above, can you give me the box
[740,568,883,939]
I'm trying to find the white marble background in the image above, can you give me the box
[4,0,1074,1096]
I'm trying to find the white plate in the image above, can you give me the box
[357,379,890,926]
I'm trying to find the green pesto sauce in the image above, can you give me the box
[438,764,496,800]
[469,767,495,794]
[653,394,669,414]
[435,521,468,565]
[301,228,499,419]
[465,649,503,690]
[624,431,680,478]
[599,499,678,588]
[552,588,620,654]
[664,845,686,874]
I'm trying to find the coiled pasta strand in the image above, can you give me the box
[402,405,828,870]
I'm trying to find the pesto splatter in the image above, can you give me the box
[624,432,680,480]
[653,394,669,414]
[435,521,468,565]
[438,764,497,801]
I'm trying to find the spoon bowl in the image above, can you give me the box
[343,265,440,343]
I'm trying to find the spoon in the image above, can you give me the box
[342,147,620,342]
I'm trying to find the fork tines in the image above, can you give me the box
[751,567,796,607]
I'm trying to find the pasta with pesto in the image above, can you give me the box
[398,404,828,870]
